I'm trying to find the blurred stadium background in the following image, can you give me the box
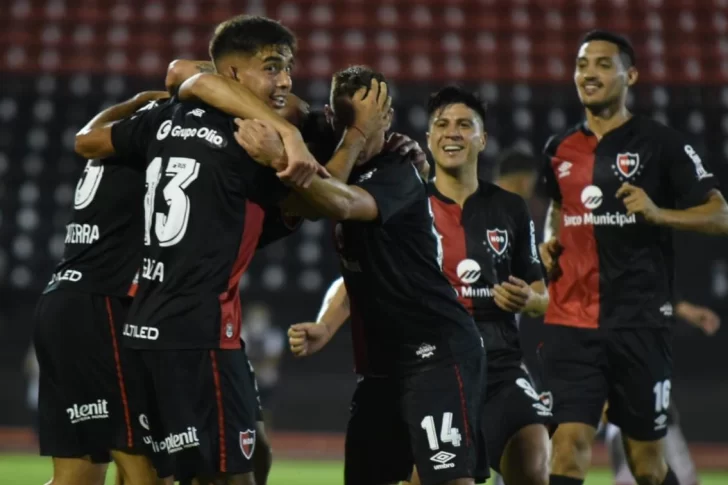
[1,0,728,483]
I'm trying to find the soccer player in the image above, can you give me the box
[606,300,720,485]
[241,69,488,485]
[33,90,170,485]
[288,85,552,485]
[537,30,728,485]
[74,16,391,484]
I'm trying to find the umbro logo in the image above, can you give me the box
[357,168,377,183]
[187,108,205,118]
[557,161,572,178]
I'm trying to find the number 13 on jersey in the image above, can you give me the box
[144,157,200,247]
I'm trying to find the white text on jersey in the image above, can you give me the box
[142,257,165,282]
[65,223,100,244]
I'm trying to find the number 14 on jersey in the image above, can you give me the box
[421,412,462,450]
[144,157,200,247]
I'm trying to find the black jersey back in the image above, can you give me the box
[44,102,168,297]
[541,115,718,329]
[334,153,482,377]
[109,100,289,350]
[429,182,543,351]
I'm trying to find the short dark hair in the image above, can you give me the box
[330,65,387,102]
[427,85,487,126]
[493,149,540,178]
[580,30,636,68]
[209,15,296,63]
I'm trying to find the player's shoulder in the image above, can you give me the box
[478,181,529,212]
[543,122,585,157]
[632,114,689,144]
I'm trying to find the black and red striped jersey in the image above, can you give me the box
[335,154,482,377]
[109,99,290,350]
[429,182,543,352]
[541,115,718,329]
[44,100,167,298]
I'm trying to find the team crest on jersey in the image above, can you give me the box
[485,229,509,257]
[239,429,256,459]
[614,152,642,179]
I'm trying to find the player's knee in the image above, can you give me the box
[502,425,550,485]
[551,424,594,474]
[625,441,667,485]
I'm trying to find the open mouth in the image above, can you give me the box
[271,95,287,109]
[582,82,602,95]
[442,145,464,154]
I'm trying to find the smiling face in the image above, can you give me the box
[218,45,294,112]
[427,103,486,171]
[574,40,637,112]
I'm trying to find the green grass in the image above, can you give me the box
[1,455,727,484]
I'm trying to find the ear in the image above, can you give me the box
[426,131,434,155]
[626,66,638,87]
[229,65,239,82]
[384,108,393,132]
[478,132,488,153]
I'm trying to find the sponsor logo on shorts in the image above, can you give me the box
[654,413,668,431]
[123,324,160,341]
[660,302,673,317]
[516,377,553,417]
[239,429,256,459]
[139,414,150,430]
[143,426,200,454]
[430,451,456,470]
[416,343,436,359]
[66,399,109,424]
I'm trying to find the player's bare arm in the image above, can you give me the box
[493,276,549,317]
[288,277,350,357]
[165,59,216,93]
[674,300,721,335]
[74,91,169,160]
[616,183,728,234]
[539,200,564,278]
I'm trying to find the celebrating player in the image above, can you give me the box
[538,30,728,485]
[289,86,553,485]
[33,91,171,485]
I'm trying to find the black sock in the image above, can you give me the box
[661,467,679,485]
[549,475,584,485]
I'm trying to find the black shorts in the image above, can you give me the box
[345,353,488,485]
[538,324,673,441]
[483,352,553,473]
[134,348,259,480]
[33,290,148,460]
[241,350,264,422]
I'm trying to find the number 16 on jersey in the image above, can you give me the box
[144,157,200,247]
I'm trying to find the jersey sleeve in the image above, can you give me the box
[110,100,165,165]
[663,132,719,207]
[539,135,562,202]
[511,197,544,284]
[355,160,424,224]
[256,206,302,249]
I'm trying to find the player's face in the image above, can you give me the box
[574,40,637,111]
[427,103,486,171]
[228,45,294,112]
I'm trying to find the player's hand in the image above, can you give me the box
[493,276,533,313]
[616,183,663,224]
[288,322,333,357]
[677,302,721,335]
[384,133,430,179]
[351,79,392,139]
[538,238,563,281]
[234,118,329,188]
[234,118,285,164]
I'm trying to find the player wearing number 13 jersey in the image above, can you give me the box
[537,31,728,485]
[74,17,312,483]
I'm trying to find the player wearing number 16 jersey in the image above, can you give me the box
[537,31,728,485]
